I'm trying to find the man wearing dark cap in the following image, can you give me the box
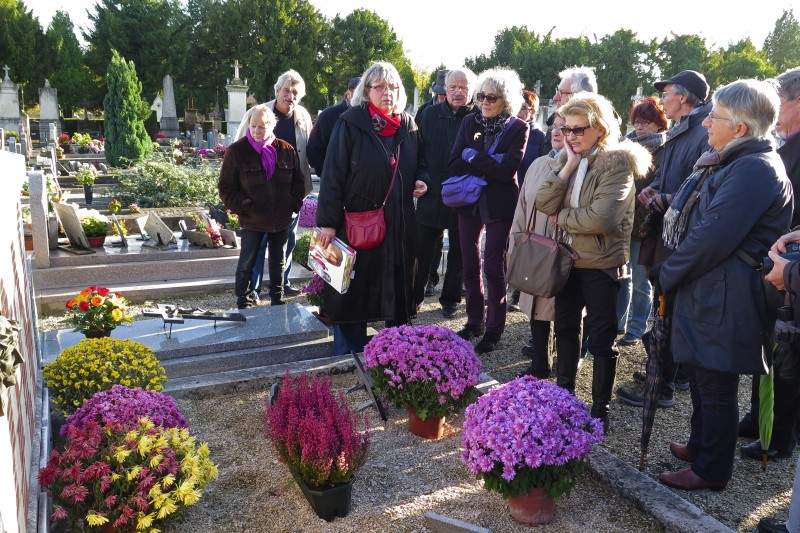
[617,70,711,409]
[418,69,448,116]
[307,76,361,177]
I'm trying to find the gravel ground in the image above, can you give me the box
[40,290,795,532]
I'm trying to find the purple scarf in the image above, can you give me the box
[245,128,277,180]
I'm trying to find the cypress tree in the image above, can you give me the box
[103,49,152,167]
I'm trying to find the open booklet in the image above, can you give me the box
[308,228,357,294]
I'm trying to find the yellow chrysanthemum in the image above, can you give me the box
[85,512,109,526]
[111,308,123,321]
[137,512,155,529]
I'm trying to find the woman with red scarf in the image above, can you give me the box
[219,105,306,309]
[317,62,428,355]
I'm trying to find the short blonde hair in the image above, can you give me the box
[234,104,276,141]
[351,62,408,113]
[558,93,620,148]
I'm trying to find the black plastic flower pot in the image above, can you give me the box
[292,471,353,521]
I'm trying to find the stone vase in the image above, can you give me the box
[407,407,445,440]
[507,487,555,526]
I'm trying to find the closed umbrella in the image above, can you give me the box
[638,292,671,471]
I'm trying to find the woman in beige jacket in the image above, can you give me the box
[509,114,566,378]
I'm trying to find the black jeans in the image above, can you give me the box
[236,227,289,306]
[553,268,620,391]
[414,224,463,307]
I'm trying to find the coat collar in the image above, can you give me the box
[342,103,412,142]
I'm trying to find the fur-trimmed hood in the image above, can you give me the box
[557,138,653,183]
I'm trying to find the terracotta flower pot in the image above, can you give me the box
[508,487,555,526]
[87,235,106,248]
[407,406,445,440]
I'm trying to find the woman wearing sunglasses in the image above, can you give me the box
[536,93,651,431]
[448,68,529,353]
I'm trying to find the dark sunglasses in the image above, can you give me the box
[476,92,500,104]
[559,125,590,137]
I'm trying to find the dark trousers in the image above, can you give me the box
[414,224,462,307]
[458,213,512,335]
[684,364,739,483]
[236,227,289,307]
[745,348,800,452]
[429,235,444,286]
[554,268,620,392]
[252,214,299,292]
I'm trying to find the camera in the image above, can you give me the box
[763,242,800,273]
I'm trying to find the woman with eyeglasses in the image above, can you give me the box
[219,104,307,309]
[654,79,792,491]
[615,97,668,348]
[448,68,528,353]
[536,93,651,431]
[316,62,428,356]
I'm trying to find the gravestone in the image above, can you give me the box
[142,213,178,248]
[160,75,180,138]
[38,79,59,143]
[225,60,248,136]
[151,94,163,121]
[206,131,216,149]
[52,202,93,254]
[193,124,202,148]
[110,214,128,248]
[0,66,20,136]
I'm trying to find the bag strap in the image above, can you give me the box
[488,116,517,156]
[524,201,561,242]
[380,144,401,208]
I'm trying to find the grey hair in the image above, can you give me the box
[558,65,597,94]
[445,68,478,94]
[273,69,306,102]
[474,67,524,116]
[777,67,800,101]
[234,104,277,141]
[670,83,703,108]
[350,62,408,112]
[713,79,780,139]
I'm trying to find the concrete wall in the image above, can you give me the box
[0,150,40,532]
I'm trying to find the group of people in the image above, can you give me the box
[217,58,800,519]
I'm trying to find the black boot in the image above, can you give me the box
[555,333,580,393]
[235,271,256,309]
[590,355,618,432]
[524,319,552,379]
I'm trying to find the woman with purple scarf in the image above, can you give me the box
[218,104,306,308]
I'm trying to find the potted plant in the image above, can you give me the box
[224,209,240,232]
[302,274,329,325]
[107,198,122,213]
[60,384,188,437]
[461,376,605,526]
[363,325,482,439]
[75,162,98,204]
[298,196,318,228]
[78,209,109,247]
[63,285,133,338]
[72,132,92,153]
[293,232,311,269]
[265,371,369,521]
[39,417,218,532]
[56,146,64,159]
[43,338,167,415]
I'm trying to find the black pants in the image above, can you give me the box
[684,364,739,483]
[553,268,620,391]
[236,227,289,307]
[414,223,463,307]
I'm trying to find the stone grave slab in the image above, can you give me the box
[41,303,329,365]
[142,213,177,249]
[52,202,93,254]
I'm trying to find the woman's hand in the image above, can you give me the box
[318,227,336,248]
[413,180,428,198]
[558,140,580,180]
[765,250,788,291]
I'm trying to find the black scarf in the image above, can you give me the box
[475,112,510,137]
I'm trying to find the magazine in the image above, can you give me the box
[308,228,357,294]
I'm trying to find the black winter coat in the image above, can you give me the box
[661,139,793,374]
[778,132,800,228]
[218,136,305,232]
[307,100,348,176]
[517,123,546,184]
[414,101,470,229]
[316,104,425,324]
[448,113,528,222]
[651,102,711,195]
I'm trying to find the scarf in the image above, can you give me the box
[662,136,753,249]
[568,147,599,208]
[245,128,277,180]
[475,112,509,138]
[368,102,400,137]
[628,130,667,154]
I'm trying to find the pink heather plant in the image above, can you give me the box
[61,384,188,437]
[461,376,604,500]
[298,197,318,228]
[363,325,482,420]
[302,273,325,307]
[264,371,369,489]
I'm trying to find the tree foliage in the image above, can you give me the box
[764,9,800,72]
[0,0,46,91]
[103,50,153,167]
[45,11,92,117]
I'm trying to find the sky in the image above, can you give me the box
[30,0,800,71]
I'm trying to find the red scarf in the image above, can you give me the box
[368,102,400,137]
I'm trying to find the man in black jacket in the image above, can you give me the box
[307,77,360,177]
[413,68,476,317]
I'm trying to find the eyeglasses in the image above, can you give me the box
[368,84,399,93]
[249,125,268,133]
[707,111,736,123]
[476,92,500,103]
[555,86,573,97]
[559,125,590,137]
[632,120,651,128]
[660,91,678,98]
[447,84,469,93]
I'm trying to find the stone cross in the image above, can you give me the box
[232,60,241,80]
[2,65,9,80]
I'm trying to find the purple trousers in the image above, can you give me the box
[458,212,513,335]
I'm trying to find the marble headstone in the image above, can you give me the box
[193,124,202,148]
[53,202,91,251]
[0,65,20,135]
[143,213,177,246]
[151,94,163,122]
[38,79,59,143]
[206,131,216,148]
[160,75,179,138]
